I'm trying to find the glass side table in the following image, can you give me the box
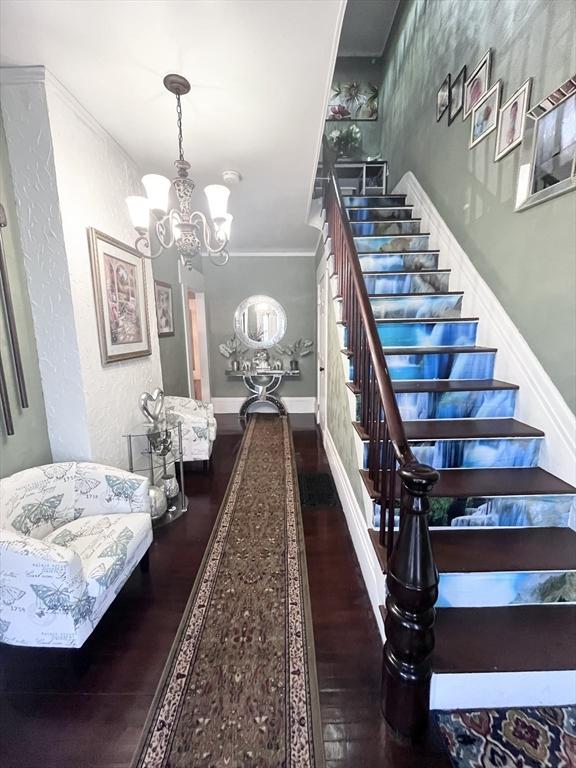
[124,413,187,528]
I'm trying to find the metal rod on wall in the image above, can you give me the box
[0,202,28,408]
[0,350,14,435]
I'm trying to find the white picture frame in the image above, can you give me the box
[495,79,532,161]
[463,49,492,119]
[470,80,501,149]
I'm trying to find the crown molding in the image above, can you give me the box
[0,65,46,85]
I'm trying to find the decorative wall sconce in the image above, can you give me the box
[126,74,240,269]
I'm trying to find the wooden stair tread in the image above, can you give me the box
[353,418,544,440]
[382,345,497,354]
[379,604,576,673]
[369,528,576,573]
[369,291,464,298]
[376,316,479,324]
[362,269,451,276]
[358,249,440,256]
[392,379,519,393]
[354,232,432,239]
[360,466,576,499]
[404,418,544,440]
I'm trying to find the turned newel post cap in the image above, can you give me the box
[398,462,439,496]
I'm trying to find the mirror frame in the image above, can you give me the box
[233,295,287,349]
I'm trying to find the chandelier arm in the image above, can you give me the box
[189,211,229,254]
[134,234,163,260]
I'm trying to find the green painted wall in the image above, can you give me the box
[0,120,51,477]
[203,255,317,398]
[151,246,189,398]
[380,0,576,411]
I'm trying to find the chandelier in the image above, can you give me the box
[126,74,236,268]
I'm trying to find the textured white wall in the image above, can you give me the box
[0,70,92,461]
[1,67,163,469]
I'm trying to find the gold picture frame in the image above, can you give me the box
[88,227,152,365]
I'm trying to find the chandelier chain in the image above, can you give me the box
[176,94,184,162]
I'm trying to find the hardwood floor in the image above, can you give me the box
[0,415,449,767]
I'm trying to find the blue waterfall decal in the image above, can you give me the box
[348,208,413,222]
[350,221,421,236]
[395,389,517,420]
[437,570,576,608]
[377,320,478,347]
[343,196,405,207]
[360,253,439,272]
[355,234,430,253]
[409,437,542,469]
[364,272,450,295]
[370,294,463,319]
[385,351,496,380]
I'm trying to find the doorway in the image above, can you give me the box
[183,288,210,401]
[316,259,328,431]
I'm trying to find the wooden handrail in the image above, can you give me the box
[321,136,439,741]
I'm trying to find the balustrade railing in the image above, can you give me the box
[322,137,440,740]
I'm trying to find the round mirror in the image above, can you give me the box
[233,295,287,349]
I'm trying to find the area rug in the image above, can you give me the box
[435,706,576,767]
[132,414,324,768]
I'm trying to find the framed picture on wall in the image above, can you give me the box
[327,81,378,120]
[437,74,451,121]
[449,66,466,123]
[88,228,151,365]
[463,50,492,119]
[494,78,532,161]
[470,80,502,148]
[154,281,175,337]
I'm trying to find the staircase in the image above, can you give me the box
[322,168,576,727]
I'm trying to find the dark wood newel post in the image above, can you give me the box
[381,461,439,740]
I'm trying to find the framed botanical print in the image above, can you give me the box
[154,280,175,337]
[437,74,451,121]
[464,50,492,119]
[88,228,151,365]
[449,66,466,124]
[470,80,501,149]
[495,79,532,161]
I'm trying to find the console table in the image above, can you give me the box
[225,369,300,417]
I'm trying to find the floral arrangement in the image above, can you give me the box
[277,338,314,360]
[327,124,362,158]
[218,334,245,363]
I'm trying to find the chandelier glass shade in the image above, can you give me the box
[126,74,233,268]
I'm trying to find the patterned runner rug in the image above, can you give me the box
[133,414,324,768]
[435,706,576,767]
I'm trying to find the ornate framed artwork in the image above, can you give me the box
[470,80,501,149]
[437,74,451,121]
[495,79,532,161]
[463,50,492,119]
[449,66,466,124]
[154,280,175,337]
[88,228,152,365]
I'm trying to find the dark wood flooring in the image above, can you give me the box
[0,415,449,768]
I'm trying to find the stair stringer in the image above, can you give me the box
[394,171,576,489]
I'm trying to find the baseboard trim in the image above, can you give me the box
[212,397,317,414]
[395,171,576,487]
[323,427,385,640]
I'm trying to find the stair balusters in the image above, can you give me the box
[322,139,440,740]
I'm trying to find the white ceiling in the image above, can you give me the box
[338,0,400,57]
[0,0,346,252]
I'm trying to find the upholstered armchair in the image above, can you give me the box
[164,396,217,466]
[0,462,152,649]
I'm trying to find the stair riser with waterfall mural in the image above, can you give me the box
[331,191,576,623]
